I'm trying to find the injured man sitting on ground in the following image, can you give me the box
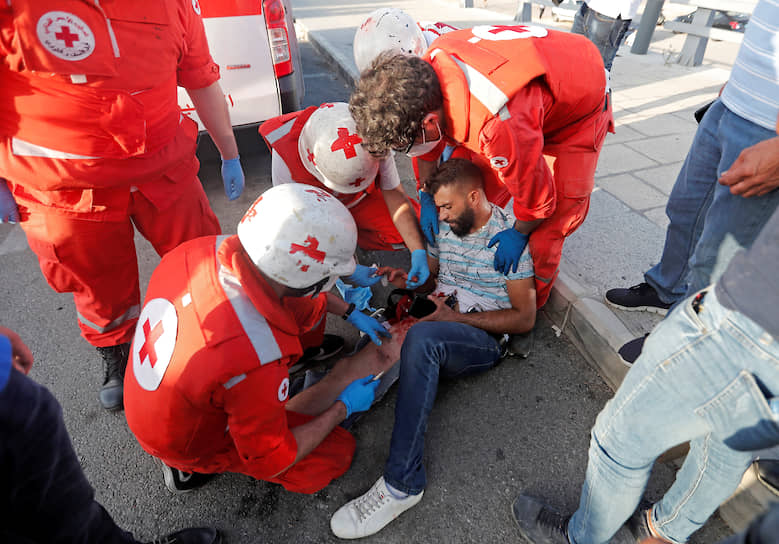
[329,157,537,539]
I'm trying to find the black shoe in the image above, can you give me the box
[605,283,672,315]
[618,334,649,366]
[511,494,571,544]
[161,463,215,493]
[624,502,672,543]
[146,527,221,544]
[289,334,345,373]
[755,459,779,496]
[96,343,130,411]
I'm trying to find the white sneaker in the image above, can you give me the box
[330,477,423,539]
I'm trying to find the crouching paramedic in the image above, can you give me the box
[349,25,614,308]
[124,184,397,494]
[260,102,430,290]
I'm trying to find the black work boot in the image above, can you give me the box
[512,494,571,544]
[145,527,221,544]
[755,459,779,496]
[96,342,130,411]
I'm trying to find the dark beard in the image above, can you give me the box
[449,206,476,237]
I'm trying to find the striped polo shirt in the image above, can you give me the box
[720,0,779,132]
[429,204,534,313]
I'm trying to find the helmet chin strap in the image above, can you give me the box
[298,275,335,298]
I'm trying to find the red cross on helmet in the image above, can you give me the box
[237,184,358,290]
[353,7,427,73]
[298,102,378,195]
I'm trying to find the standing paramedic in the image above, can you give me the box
[124,184,397,494]
[349,24,613,308]
[0,0,246,411]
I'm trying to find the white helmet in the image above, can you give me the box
[237,184,357,291]
[353,8,426,73]
[298,102,378,194]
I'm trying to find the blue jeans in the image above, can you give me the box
[645,100,779,306]
[383,321,503,495]
[568,288,779,544]
[571,2,631,71]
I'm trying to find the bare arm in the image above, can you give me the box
[280,402,347,472]
[382,186,426,252]
[186,81,239,160]
[421,276,536,335]
[0,326,33,374]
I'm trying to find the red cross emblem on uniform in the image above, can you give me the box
[290,235,326,264]
[331,127,362,159]
[488,24,529,35]
[55,25,79,47]
[138,318,165,368]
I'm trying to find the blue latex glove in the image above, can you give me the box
[418,190,439,246]
[406,249,430,289]
[336,375,379,418]
[335,278,376,312]
[0,180,19,224]
[345,264,381,287]
[346,310,391,346]
[221,156,245,201]
[487,226,529,275]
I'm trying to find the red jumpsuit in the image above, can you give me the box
[0,0,222,347]
[420,25,613,307]
[124,235,354,494]
[260,106,419,251]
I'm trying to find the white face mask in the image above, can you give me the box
[406,120,442,157]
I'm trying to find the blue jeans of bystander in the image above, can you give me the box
[567,288,779,544]
[645,100,779,306]
[571,2,631,71]
[383,321,503,495]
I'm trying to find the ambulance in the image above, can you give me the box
[178,0,304,129]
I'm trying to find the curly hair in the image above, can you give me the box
[349,52,443,156]
[426,158,483,196]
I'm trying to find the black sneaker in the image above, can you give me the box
[161,463,214,493]
[145,527,221,544]
[755,459,779,496]
[618,334,649,366]
[96,343,130,411]
[511,494,571,544]
[605,283,672,315]
[289,334,345,373]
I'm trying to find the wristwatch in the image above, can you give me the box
[342,302,356,320]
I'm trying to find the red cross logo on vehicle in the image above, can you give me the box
[290,235,327,263]
[331,127,362,159]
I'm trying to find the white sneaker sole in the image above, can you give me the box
[605,298,669,316]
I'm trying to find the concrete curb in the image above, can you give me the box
[298,20,635,393]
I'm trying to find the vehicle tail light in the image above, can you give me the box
[263,0,293,78]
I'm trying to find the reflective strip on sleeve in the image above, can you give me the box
[215,241,282,365]
[223,373,247,389]
[264,119,296,145]
[451,57,509,115]
[77,305,141,333]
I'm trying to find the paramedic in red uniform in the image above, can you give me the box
[260,102,430,289]
[124,184,398,494]
[349,24,613,308]
[0,0,246,411]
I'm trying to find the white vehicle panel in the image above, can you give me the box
[177,15,282,129]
